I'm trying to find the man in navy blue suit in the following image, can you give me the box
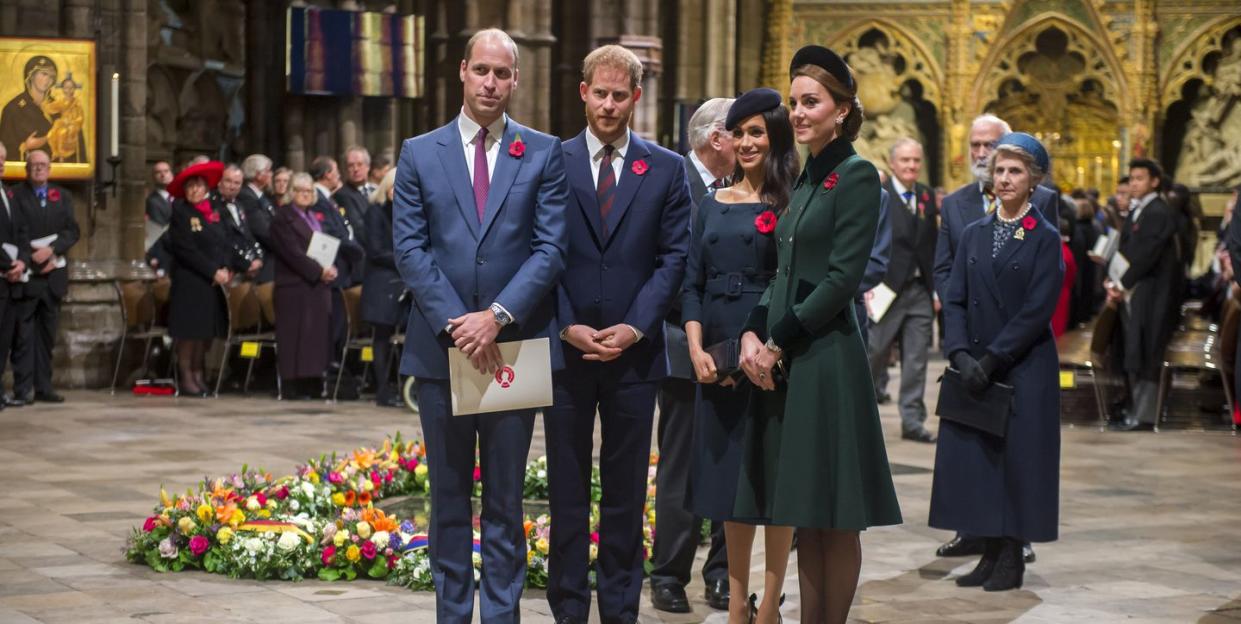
[392,28,568,624]
[546,45,691,624]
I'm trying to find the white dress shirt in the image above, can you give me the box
[891,177,917,213]
[0,181,9,218]
[458,109,507,184]
[1130,192,1157,223]
[585,127,630,189]
[688,150,717,190]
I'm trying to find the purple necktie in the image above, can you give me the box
[472,127,489,223]
[597,145,616,236]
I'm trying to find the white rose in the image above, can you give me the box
[245,496,261,511]
[277,532,301,552]
[371,531,390,547]
[244,537,264,553]
[300,482,316,498]
[289,499,300,511]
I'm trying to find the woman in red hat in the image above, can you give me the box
[165,160,252,396]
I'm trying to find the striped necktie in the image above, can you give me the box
[597,144,616,235]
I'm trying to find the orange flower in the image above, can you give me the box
[366,510,399,533]
[352,449,376,470]
[358,491,372,507]
[343,490,357,507]
[524,520,534,537]
[215,502,238,524]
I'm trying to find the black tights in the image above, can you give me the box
[796,528,861,624]
[176,339,210,393]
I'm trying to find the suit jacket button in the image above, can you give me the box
[743,233,754,243]
[708,233,719,243]
[1012,263,1019,270]
[972,298,979,305]
[593,297,601,304]
[602,264,609,271]
[972,338,980,344]
[476,257,485,265]
[968,256,976,264]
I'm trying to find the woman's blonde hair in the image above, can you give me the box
[371,167,397,204]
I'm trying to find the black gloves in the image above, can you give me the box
[952,351,990,393]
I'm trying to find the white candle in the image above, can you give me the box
[110,72,119,158]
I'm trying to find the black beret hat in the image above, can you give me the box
[725,87,783,131]
[789,45,855,95]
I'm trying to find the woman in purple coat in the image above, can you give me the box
[269,172,337,398]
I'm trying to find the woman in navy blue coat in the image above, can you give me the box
[360,169,407,407]
[930,133,1063,592]
[681,88,797,622]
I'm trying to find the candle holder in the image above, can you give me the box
[98,155,122,199]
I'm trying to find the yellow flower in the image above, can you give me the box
[177,516,196,534]
[414,464,428,479]
[331,493,347,507]
[229,508,245,527]
[527,549,535,564]
[196,504,214,524]
[345,545,361,562]
[308,471,320,484]
[257,509,271,519]
[216,526,234,544]
[355,521,372,539]
[589,543,598,561]
[536,538,549,555]
[361,479,375,493]
[333,530,349,547]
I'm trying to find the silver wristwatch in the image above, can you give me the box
[490,303,512,327]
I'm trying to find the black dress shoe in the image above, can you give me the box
[937,534,986,557]
[901,427,937,443]
[1110,420,1155,432]
[877,391,892,404]
[34,391,65,403]
[376,395,405,408]
[650,583,691,613]
[704,577,729,610]
[6,395,29,407]
[1023,542,1036,564]
[554,616,586,624]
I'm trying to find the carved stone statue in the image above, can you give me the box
[848,46,927,181]
[1175,39,1241,187]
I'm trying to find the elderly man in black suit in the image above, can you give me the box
[0,142,30,410]
[9,150,79,404]
[144,161,174,274]
[869,137,938,443]
[213,165,264,281]
[333,146,373,273]
[238,154,276,284]
[648,96,735,615]
[310,155,365,397]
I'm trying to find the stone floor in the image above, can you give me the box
[2,365,1240,623]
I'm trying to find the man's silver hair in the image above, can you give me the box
[687,98,735,151]
[970,114,1012,137]
[344,145,371,166]
[888,137,922,161]
[241,154,272,182]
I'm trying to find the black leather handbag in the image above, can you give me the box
[935,368,1013,438]
[704,338,741,379]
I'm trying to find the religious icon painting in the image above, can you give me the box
[0,37,97,180]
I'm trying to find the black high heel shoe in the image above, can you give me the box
[748,593,758,624]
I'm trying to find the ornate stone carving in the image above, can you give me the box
[1171,21,1241,188]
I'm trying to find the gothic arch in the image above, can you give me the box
[1161,15,1241,109]
[824,20,944,111]
[970,13,1127,118]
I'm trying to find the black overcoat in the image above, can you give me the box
[360,200,406,327]
[167,199,246,339]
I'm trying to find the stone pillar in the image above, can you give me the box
[759,0,792,90]
[285,98,306,172]
[942,0,971,190]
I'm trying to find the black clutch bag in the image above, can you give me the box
[935,367,1013,438]
[704,338,741,378]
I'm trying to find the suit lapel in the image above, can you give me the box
[565,134,606,246]
[480,120,523,241]
[964,183,986,223]
[604,134,651,246]
[435,121,480,240]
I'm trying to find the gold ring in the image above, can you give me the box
[759,372,766,379]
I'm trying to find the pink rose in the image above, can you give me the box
[328,472,344,485]
[256,492,268,507]
[361,541,377,560]
[321,545,336,566]
[189,535,210,557]
[274,485,289,500]
[143,516,159,532]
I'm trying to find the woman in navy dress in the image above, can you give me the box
[930,133,1064,592]
[682,88,799,624]
[360,168,407,407]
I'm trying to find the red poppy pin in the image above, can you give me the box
[823,172,839,191]
[755,210,777,235]
[314,211,326,222]
[1022,216,1037,230]
[631,159,649,176]
[509,133,525,158]
[921,191,929,202]
[48,188,60,202]
[206,211,221,224]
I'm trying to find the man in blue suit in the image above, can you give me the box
[857,187,892,346]
[546,45,691,624]
[392,28,568,624]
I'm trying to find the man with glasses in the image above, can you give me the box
[9,150,79,405]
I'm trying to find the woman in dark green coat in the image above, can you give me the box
[737,45,902,624]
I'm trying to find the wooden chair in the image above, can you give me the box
[213,281,278,397]
[332,285,371,401]
[110,279,171,394]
